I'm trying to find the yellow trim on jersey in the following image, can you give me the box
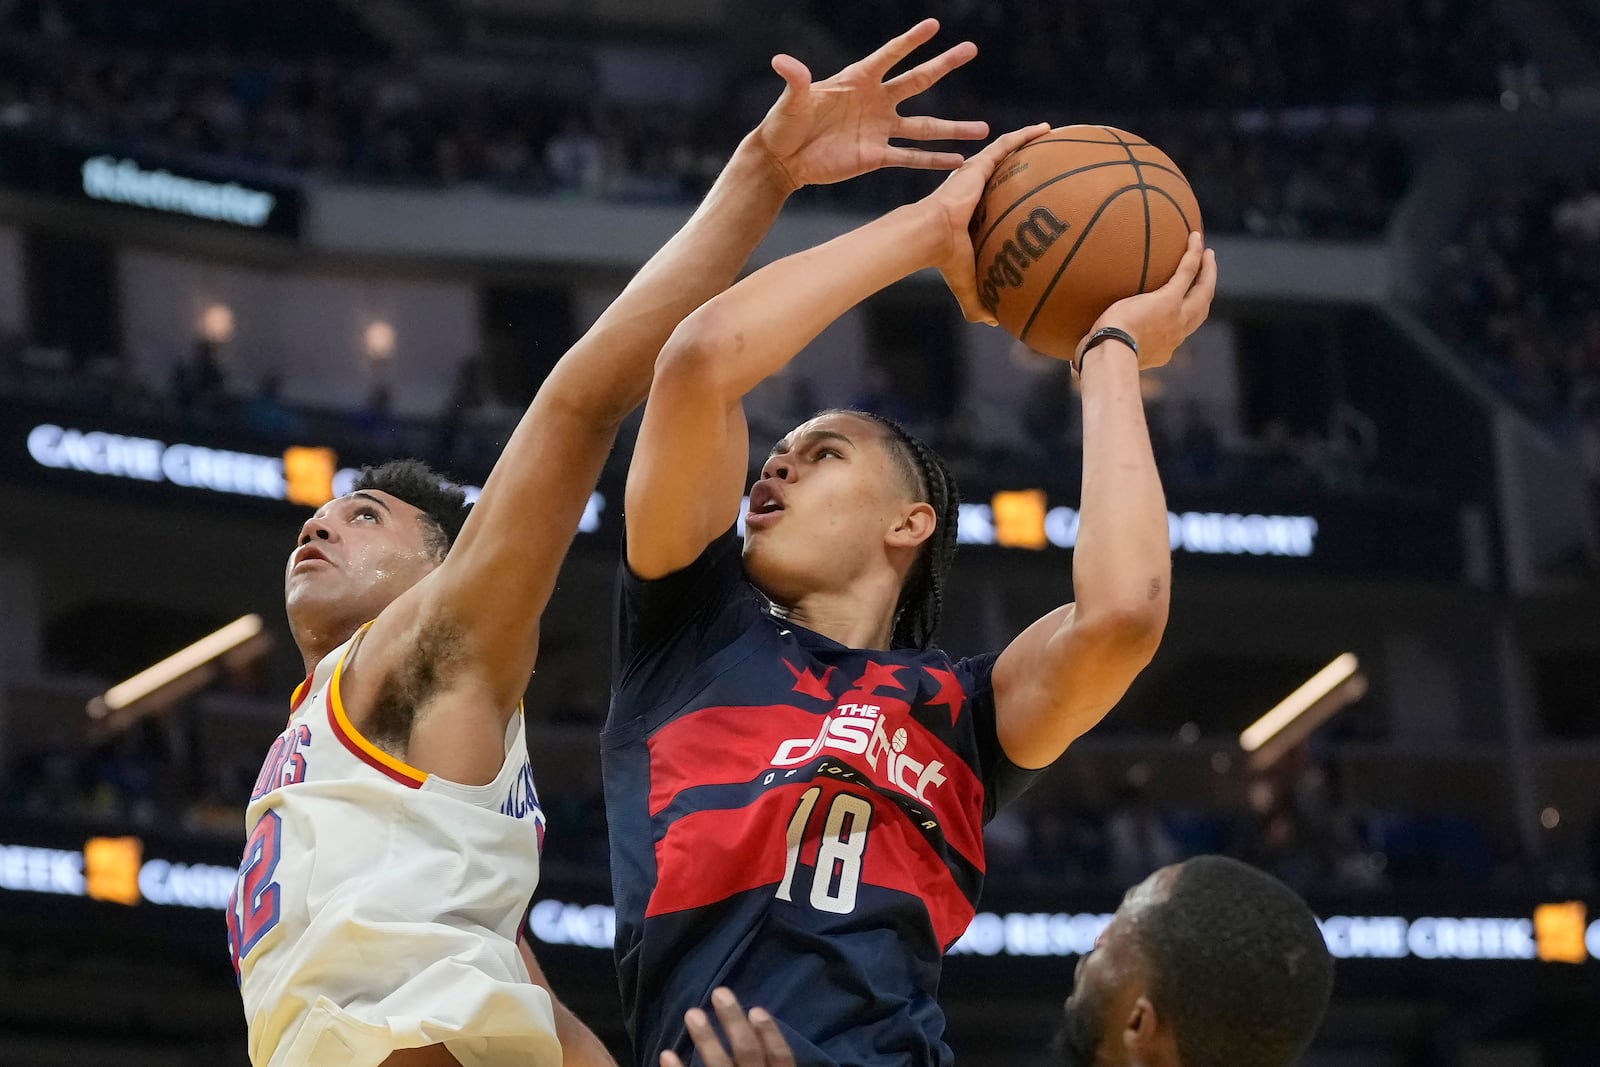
[328,622,430,787]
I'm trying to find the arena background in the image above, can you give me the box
[0,0,1597,1064]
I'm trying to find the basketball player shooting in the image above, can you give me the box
[226,20,991,1067]
[607,125,1217,1067]
[664,857,1334,1067]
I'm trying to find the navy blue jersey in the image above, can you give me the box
[604,529,1041,1067]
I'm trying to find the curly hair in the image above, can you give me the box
[350,459,469,560]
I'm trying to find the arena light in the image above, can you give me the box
[90,614,267,719]
[365,320,396,360]
[199,303,235,344]
[1239,653,1365,769]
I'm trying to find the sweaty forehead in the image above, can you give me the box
[772,413,887,454]
[311,489,407,520]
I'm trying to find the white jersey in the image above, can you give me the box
[227,625,558,1067]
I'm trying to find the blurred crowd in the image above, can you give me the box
[1,322,1380,499]
[937,363,1378,498]
[1436,170,1600,491]
[803,0,1531,111]
[0,1,1422,238]
[1152,113,1408,241]
[984,752,1520,896]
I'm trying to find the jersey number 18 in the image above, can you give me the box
[775,786,873,914]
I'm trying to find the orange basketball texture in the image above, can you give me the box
[970,126,1203,360]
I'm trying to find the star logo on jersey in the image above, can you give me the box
[782,659,837,702]
[854,661,906,694]
[923,667,965,726]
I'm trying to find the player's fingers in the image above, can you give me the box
[662,1053,687,1067]
[943,262,998,327]
[884,40,978,100]
[711,988,765,1066]
[684,1007,734,1067]
[954,294,997,327]
[954,122,1050,182]
[770,54,813,107]
[858,18,941,77]
[1159,232,1204,298]
[982,122,1052,162]
[1183,248,1218,327]
[749,1008,797,1067]
[895,115,989,142]
[880,147,969,171]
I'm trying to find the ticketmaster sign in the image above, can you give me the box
[0,129,302,237]
[81,155,276,229]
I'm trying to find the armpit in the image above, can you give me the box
[367,620,468,750]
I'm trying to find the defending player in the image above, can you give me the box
[664,857,1335,1067]
[227,20,991,1067]
[607,124,1217,1066]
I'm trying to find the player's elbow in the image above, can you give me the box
[1072,600,1167,670]
[656,305,743,400]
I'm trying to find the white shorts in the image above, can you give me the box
[259,930,561,1067]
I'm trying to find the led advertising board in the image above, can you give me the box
[6,413,1463,579]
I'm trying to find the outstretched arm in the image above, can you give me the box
[347,22,988,780]
[992,234,1218,769]
[625,124,1049,580]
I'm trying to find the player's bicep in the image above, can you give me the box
[992,603,1151,769]
[625,343,750,581]
[353,400,612,710]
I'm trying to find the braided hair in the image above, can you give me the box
[821,410,960,650]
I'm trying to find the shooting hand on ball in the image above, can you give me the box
[754,18,990,192]
[1079,232,1217,372]
[923,123,1052,325]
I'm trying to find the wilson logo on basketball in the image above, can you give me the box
[977,207,1070,314]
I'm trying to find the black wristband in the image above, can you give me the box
[1073,326,1139,375]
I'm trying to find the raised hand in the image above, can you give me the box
[754,18,989,192]
[660,988,795,1067]
[1079,232,1218,371]
[921,122,1052,325]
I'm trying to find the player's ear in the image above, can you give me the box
[1121,994,1174,1064]
[886,501,936,550]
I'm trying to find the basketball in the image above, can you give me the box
[970,125,1203,360]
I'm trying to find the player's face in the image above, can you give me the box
[1053,866,1176,1067]
[742,413,924,606]
[284,490,441,627]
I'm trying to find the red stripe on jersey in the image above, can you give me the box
[646,703,811,816]
[646,783,805,919]
[324,698,426,788]
[645,779,976,947]
[288,676,312,715]
[647,703,987,871]
[855,783,978,946]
